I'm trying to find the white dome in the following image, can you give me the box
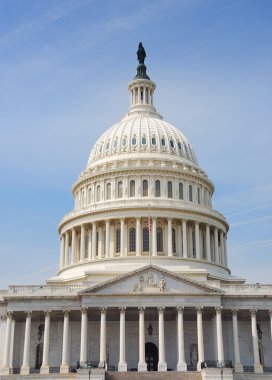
[87,114,198,169]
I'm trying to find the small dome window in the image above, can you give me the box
[132,136,137,145]
[142,136,147,145]
[122,137,127,147]
[113,138,118,148]
[161,138,166,147]
[151,137,157,146]
[106,142,110,151]
[170,140,175,148]
[177,141,182,150]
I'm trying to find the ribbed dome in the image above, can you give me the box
[87,114,198,169]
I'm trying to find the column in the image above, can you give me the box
[195,222,200,259]
[20,311,32,375]
[220,231,225,265]
[60,310,70,373]
[232,310,243,372]
[9,318,15,370]
[1,312,13,375]
[158,307,167,371]
[40,311,51,374]
[138,307,147,371]
[91,222,96,259]
[88,226,92,260]
[176,307,187,371]
[99,308,107,368]
[80,308,88,363]
[250,309,263,373]
[65,231,69,266]
[177,224,182,257]
[168,218,173,256]
[152,217,157,256]
[224,235,228,267]
[214,228,219,263]
[120,218,125,257]
[80,224,86,261]
[182,220,188,258]
[60,234,65,269]
[196,307,204,371]
[71,228,76,264]
[136,218,141,256]
[215,307,224,362]
[97,227,103,258]
[118,307,127,371]
[105,220,110,258]
[205,225,211,261]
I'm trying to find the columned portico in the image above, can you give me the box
[158,307,167,371]
[215,307,224,362]
[60,310,70,374]
[176,307,187,371]
[232,310,243,372]
[99,308,107,368]
[0,312,13,375]
[118,307,127,371]
[251,309,263,373]
[20,311,32,375]
[196,307,204,371]
[138,307,147,371]
[80,308,88,363]
[40,310,51,374]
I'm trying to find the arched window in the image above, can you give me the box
[130,180,135,197]
[142,136,147,145]
[96,185,101,202]
[179,183,183,200]
[113,138,118,148]
[106,183,111,200]
[157,227,163,252]
[170,139,175,148]
[132,136,137,145]
[88,187,92,204]
[161,138,166,147]
[115,228,120,254]
[143,180,148,196]
[155,180,161,197]
[172,228,176,253]
[151,136,156,145]
[197,188,200,204]
[189,185,193,202]
[143,227,149,251]
[118,181,123,198]
[129,227,136,252]
[168,181,173,198]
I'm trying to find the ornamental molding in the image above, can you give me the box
[73,167,213,194]
[58,204,228,232]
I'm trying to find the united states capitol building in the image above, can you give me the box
[1,44,272,380]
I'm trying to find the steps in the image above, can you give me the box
[106,371,202,380]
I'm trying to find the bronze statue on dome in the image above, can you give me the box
[137,42,146,64]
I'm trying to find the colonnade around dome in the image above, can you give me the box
[59,217,228,273]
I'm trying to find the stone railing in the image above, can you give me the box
[8,284,90,295]
[60,199,225,223]
[221,283,272,295]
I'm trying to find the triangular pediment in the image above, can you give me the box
[79,265,223,296]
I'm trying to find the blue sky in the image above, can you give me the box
[0,0,271,288]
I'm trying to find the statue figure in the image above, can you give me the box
[137,42,146,64]
[159,277,166,292]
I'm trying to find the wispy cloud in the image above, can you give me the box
[226,202,272,217]
[0,0,93,50]
[231,215,272,228]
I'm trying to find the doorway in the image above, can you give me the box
[145,342,158,371]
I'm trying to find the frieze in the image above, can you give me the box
[132,272,167,293]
